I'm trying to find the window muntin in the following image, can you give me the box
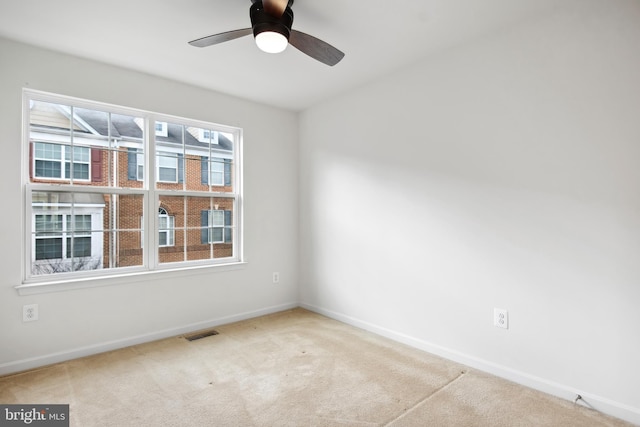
[24,91,241,283]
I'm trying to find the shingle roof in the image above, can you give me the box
[72,109,233,152]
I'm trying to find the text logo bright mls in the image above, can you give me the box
[1,405,69,426]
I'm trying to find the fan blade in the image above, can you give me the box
[189,28,253,48]
[262,0,289,17]
[289,30,345,66]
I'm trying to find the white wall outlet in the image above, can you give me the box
[23,304,39,322]
[272,272,280,284]
[494,308,508,329]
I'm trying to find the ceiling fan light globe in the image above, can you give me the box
[255,31,288,53]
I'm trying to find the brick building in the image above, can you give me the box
[28,100,236,275]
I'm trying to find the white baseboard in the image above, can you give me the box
[0,302,298,377]
[300,303,640,426]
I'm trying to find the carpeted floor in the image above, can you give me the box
[0,308,632,426]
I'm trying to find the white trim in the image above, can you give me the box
[299,303,640,426]
[16,261,248,295]
[0,301,297,377]
[22,89,243,285]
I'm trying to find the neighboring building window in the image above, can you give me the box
[157,152,178,183]
[35,214,92,259]
[128,150,183,183]
[201,210,232,244]
[198,129,219,144]
[209,159,224,186]
[155,121,168,137]
[23,91,241,284]
[140,208,175,247]
[33,142,90,181]
[31,192,105,276]
[158,208,175,247]
[201,157,231,186]
[136,151,144,180]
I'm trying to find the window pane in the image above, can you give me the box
[107,230,143,268]
[210,159,224,186]
[157,152,178,183]
[157,198,181,262]
[35,160,61,178]
[34,143,63,179]
[31,191,147,276]
[211,210,224,226]
[178,196,235,262]
[106,195,144,268]
[35,214,63,235]
[170,125,235,192]
[66,236,92,258]
[115,113,145,188]
[67,215,91,234]
[155,123,183,189]
[158,167,177,182]
[32,192,103,275]
[35,238,63,261]
[65,162,89,180]
[35,142,61,160]
[158,232,167,246]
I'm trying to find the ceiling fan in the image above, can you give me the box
[188,0,345,66]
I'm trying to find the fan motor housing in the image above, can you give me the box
[250,1,294,41]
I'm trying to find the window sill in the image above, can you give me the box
[15,261,247,295]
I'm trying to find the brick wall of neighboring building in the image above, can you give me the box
[31,143,235,270]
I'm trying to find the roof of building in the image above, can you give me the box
[35,105,233,152]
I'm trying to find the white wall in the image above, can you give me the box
[0,38,299,373]
[299,0,640,423]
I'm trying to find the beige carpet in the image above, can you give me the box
[0,308,631,426]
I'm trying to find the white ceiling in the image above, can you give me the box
[0,0,562,111]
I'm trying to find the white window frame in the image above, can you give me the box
[20,89,244,293]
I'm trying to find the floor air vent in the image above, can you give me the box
[184,329,219,341]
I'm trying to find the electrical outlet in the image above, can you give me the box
[23,304,39,322]
[494,308,508,329]
[272,272,280,284]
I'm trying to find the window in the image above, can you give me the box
[130,150,183,183]
[157,152,180,183]
[33,142,90,181]
[23,91,242,285]
[202,210,232,244]
[201,157,231,186]
[198,129,219,144]
[141,208,175,247]
[157,208,175,247]
[155,121,168,137]
[31,192,105,275]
